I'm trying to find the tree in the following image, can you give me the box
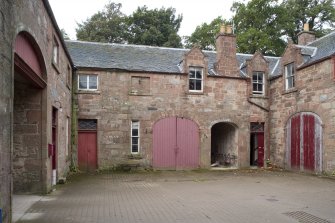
[281,0,335,42]
[76,2,128,43]
[231,0,286,56]
[76,2,183,48]
[184,17,226,50]
[61,29,70,40]
[127,6,183,47]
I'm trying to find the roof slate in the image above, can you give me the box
[303,31,335,66]
[66,40,281,77]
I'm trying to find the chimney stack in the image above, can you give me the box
[297,23,315,45]
[215,24,239,76]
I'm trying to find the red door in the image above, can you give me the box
[78,131,97,172]
[153,117,199,169]
[288,113,322,172]
[291,115,301,169]
[257,133,264,167]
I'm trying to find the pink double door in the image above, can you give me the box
[153,117,199,169]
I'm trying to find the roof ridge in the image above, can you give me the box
[66,40,189,51]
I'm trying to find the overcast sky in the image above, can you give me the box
[49,0,246,40]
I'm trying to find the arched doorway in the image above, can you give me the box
[13,32,47,193]
[153,117,199,170]
[211,122,238,167]
[286,112,322,173]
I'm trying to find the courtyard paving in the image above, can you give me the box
[14,169,335,223]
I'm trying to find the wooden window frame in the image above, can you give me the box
[131,121,140,154]
[285,63,295,90]
[252,71,265,95]
[78,74,98,91]
[189,67,203,92]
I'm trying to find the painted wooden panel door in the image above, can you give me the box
[176,118,199,169]
[303,114,315,171]
[287,112,322,173]
[257,133,264,167]
[153,117,177,169]
[153,117,199,169]
[290,114,301,169]
[78,131,97,172]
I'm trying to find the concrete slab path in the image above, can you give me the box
[13,170,335,223]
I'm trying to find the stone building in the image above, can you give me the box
[0,0,73,222]
[66,25,280,171]
[66,25,335,175]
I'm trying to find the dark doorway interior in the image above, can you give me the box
[250,123,264,167]
[211,122,237,167]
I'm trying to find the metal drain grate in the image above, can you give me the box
[284,211,331,223]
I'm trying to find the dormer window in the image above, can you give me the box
[189,67,203,92]
[252,72,264,95]
[285,63,295,90]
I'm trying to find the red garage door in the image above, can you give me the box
[153,117,199,169]
[78,119,97,172]
[287,113,322,173]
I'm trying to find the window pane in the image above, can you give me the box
[287,77,293,88]
[257,84,263,92]
[258,74,263,82]
[132,129,138,136]
[253,83,258,91]
[189,79,195,90]
[89,81,97,89]
[132,145,139,153]
[195,80,202,90]
[189,69,195,78]
[132,122,139,129]
[89,75,97,82]
[252,74,257,81]
[196,70,202,79]
[132,137,138,145]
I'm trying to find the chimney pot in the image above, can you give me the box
[303,23,309,32]
[220,24,226,33]
[226,25,233,34]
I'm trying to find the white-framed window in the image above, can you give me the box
[189,67,203,92]
[285,63,295,90]
[52,36,59,65]
[131,121,140,154]
[78,74,98,90]
[252,72,264,95]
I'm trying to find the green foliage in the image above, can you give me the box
[280,0,335,42]
[76,2,127,43]
[76,2,183,48]
[232,0,286,56]
[127,6,183,47]
[184,17,226,50]
[187,0,335,55]
[61,28,70,40]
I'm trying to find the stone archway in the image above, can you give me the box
[211,122,238,167]
[13,31,47,193]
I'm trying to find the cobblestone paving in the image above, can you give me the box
[15,170,335,223]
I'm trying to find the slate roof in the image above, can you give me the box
[302,31,335,67]
[66,40,281,77]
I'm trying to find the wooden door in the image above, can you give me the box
[78,131,97,172]
[257,133,264,167]
[153,117,199,169]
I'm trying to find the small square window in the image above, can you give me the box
[252,72,264,95]
[285,63,295,90]
[189,67,203,92]
[131,121,140,154]
[78,74,98,90]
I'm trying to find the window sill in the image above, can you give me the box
[282,88,298,95]
[250,95,268,99]
[187,91,204,95]
[52,62,60,74]
[77,90,101,95]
